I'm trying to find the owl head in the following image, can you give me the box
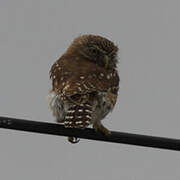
[66,34,119,69]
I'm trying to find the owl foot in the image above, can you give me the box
[93,123,111,136]
[68,136,80,144]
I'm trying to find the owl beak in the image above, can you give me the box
[104,55,109,69]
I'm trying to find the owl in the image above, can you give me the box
[47,34,120,143]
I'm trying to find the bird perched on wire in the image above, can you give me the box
[47,34,120,143]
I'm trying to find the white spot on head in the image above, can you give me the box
[78,109,83,112]
[80,76,85,80]
[107,75,110,79]
[100,73,104,77]
[60,77,64,81]
[53,75,56,79]
[55,63,59,67]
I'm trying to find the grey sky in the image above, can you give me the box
[0,0,180,179]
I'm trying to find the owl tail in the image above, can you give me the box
[64,102,92,128]
[64,102,93,143]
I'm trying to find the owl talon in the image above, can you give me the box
[68,136,80,144]
[93,123,111,136]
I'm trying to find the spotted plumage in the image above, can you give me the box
[47,34,120,143]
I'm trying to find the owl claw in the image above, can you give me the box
[93,123,111,136]
[68,136,80,144]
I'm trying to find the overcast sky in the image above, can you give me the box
[0,0,180,179]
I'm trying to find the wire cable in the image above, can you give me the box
[0,116,180,151]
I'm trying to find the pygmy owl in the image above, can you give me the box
[47,34,120,143]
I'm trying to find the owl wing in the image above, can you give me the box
[50,57,119,95]
[62,68,119,96]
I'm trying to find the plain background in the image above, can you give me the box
[0,0,180,179]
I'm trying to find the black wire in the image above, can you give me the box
[0,116,180,151]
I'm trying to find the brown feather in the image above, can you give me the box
[48,34,120,143]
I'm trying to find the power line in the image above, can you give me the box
[0,116,180,151]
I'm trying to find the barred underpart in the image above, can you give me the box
[64,103,92,128]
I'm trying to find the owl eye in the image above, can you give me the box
[89,47,98,55]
